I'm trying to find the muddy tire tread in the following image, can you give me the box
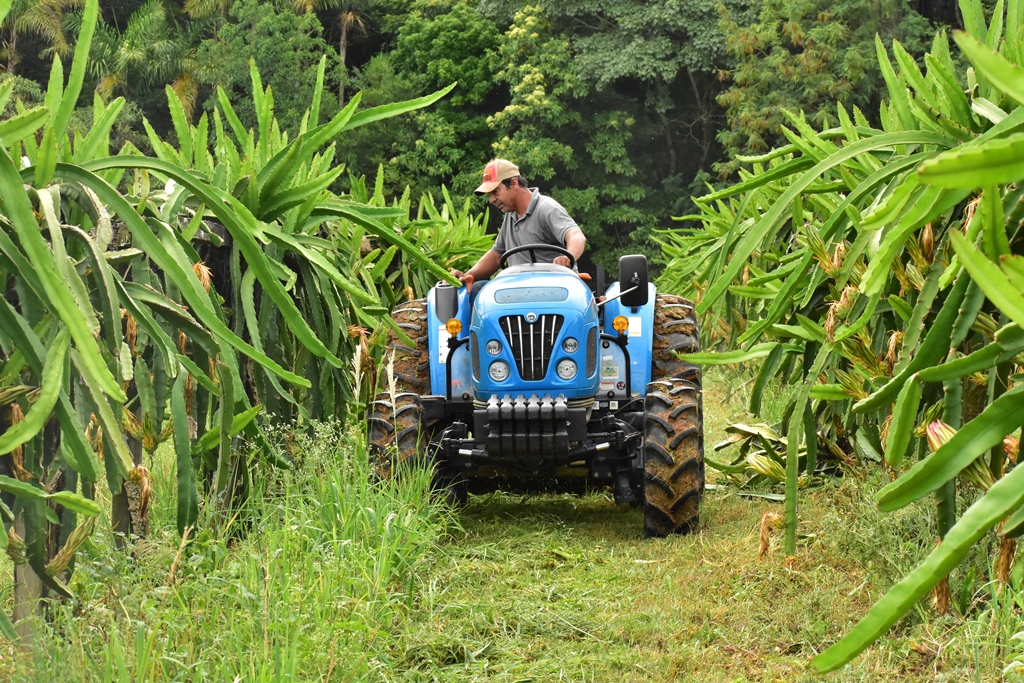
[643,377,704,537]
[651,293,701,381]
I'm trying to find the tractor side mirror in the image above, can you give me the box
[435,282,459,322]
[617,255,649,308]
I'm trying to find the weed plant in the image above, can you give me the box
[0,421,452,682]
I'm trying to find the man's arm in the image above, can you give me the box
[452,248,502,284]
[553,227,586,268]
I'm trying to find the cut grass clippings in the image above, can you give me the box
[1,369,1020,681]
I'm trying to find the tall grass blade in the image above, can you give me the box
[814,454,1024,672]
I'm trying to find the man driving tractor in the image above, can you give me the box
[452,159,587,286]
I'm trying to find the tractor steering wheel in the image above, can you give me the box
[499,243,577,270]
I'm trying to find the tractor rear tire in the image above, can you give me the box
[643,377,704,537]
[369,299,431,478]
[368,298,464,505]
[386,299,431,393]
[652,293,700,382]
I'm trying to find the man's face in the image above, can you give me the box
[487,181,514,212]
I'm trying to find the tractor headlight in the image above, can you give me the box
[562,337,578,353]
[556,359,577,380]
[486,339,502,356]
[489,360,510,382]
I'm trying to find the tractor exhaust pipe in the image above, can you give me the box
[435,282,458,322]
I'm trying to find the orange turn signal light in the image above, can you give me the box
[612,316,628,335]
[446,318,463,336]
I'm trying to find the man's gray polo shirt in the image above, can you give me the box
[493,188,580,268]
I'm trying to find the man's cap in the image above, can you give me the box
[475,159,520,194]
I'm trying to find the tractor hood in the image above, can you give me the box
[470,266,599,400]
[475,266,595,312]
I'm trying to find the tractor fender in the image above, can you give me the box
[427,285,473,400]
[602,281,657,396]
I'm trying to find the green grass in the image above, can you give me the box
[1,421,452,682]
[2,369,1023,681]
[383,486,975,682]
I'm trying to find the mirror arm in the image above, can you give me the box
[596,284,639,308]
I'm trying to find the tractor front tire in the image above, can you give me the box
[643,377,704,537]
[368,392,425,478]
[652,293,700,382]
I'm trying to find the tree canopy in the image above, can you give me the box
[1,0,950,269]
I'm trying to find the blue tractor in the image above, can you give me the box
[368,245,704,536]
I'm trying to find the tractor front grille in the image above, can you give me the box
[499,314,564,381]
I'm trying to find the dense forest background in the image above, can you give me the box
[2,0,964,269]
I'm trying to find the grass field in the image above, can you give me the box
[1,370,1021,681]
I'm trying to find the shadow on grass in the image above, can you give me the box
[459,491,645,542]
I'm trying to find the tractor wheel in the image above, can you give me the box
[369,299,430,478]
[368,392,425,478]
[385,299,431,393]
[651,293,700,382]
[642,377,704,537]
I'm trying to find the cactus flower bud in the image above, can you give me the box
[192,260,213,293]
[6,528,27,565]
[962,457,996,492]
[921,223,934,263]
[46,517,96,577]
[747,453,786,481]
[926,420,957,453]
[1006,435,1020,463]
[905,262,925,291]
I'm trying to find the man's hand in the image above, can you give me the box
[450,269,475,287]
[554,228,586,268]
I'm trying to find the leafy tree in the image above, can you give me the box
[184,0,236,23]
[549,0,753,177]
[715,0,933,172]
[489,5,578,178]
[478,4,644,265]
[195,0,340,132]
[0,0,85,74]
[334,1,504,201]
[480,3,673,266]
[294,0,372,105]
[90,0,203,115]
[387,1,502,195]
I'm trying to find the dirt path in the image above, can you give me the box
[384,375,981,682]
